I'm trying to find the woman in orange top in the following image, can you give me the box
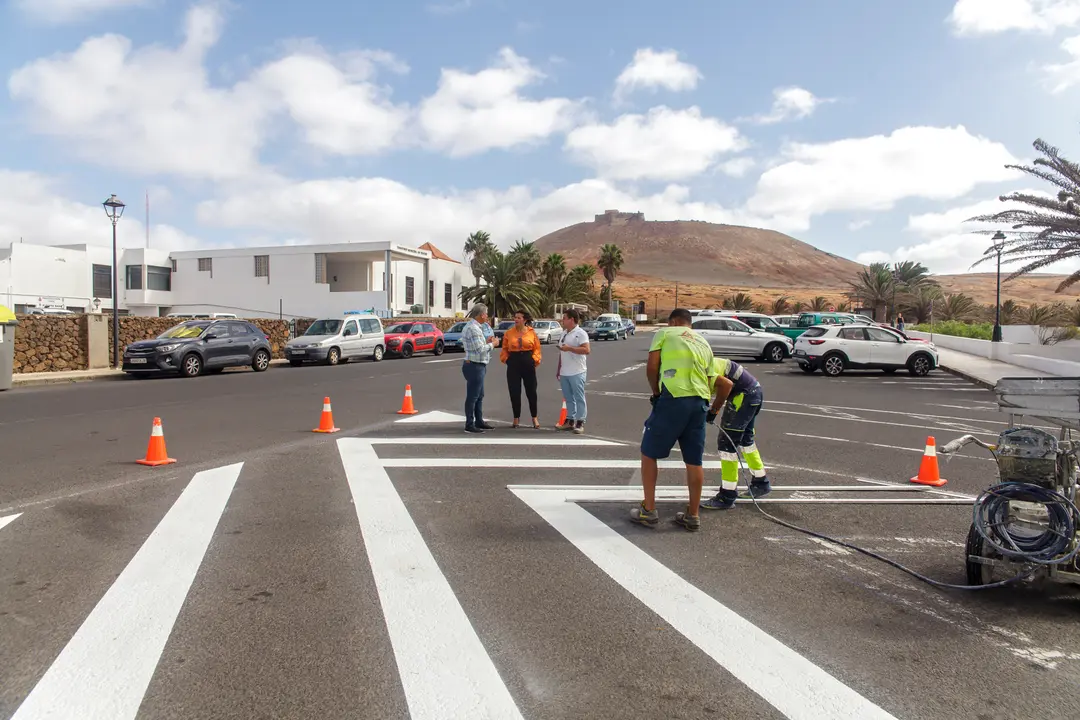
[500,310,542,428]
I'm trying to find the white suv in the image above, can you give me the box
[793,325,938,377]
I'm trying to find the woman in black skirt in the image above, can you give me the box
[499,310,542,428]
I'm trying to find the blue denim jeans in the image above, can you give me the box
[559,372,587,422]
[462,361,487,428]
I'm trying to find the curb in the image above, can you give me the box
[11,359,292,388]
[939,364,993,390]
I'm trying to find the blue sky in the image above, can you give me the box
[0,0,1078,275]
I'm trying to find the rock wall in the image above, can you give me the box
[11,315,89,373]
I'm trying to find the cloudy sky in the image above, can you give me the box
[0,0,1077,274]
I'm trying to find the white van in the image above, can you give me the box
[596,313,622,323]
[284,312,385,366]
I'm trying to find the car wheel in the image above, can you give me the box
[765,343,786,363]
[908,353,932,377]
[800,364,816,374]
[289,359,303,367]
[252,349,270,372]
[822,353,846,377]
[882,368,897,375]
[401,343,414,359]
[433,340,444,356]
[326,347,341,366]
[181,353,203,378]
[372,345,384,362]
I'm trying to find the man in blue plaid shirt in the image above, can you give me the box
[461,304,499,433]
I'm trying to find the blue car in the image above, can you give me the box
[622,318,636,336]
[442,321,467,352]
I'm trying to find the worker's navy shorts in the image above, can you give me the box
[641,393,709,466]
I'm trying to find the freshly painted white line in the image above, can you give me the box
[765,408,997,437]
[0,512,21,532]
[12,463,243,720]
[368,437,621,446]
[785,433,992,462]
[508,483,964,493]
[767,401,998,426]
[856,477,975,500]
[512,487,899,720]
[590,363,645,383]
[424,358,459,363]
[395,410,468,424]
[382,458,755,469]
[338,440,524,720]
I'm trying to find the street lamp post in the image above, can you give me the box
[102,195,125,367]
[991,231,1006,343]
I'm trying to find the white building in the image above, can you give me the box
[0,240,473,319]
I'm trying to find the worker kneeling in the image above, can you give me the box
[700,357,770,510]
[631,309,727,532]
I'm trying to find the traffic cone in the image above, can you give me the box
[911,436,947,487]
[397,385,418,415]
[556,399,568,427]
[313,397,340,433]
[137,417,176,467]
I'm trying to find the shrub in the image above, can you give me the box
[911,321,993,340]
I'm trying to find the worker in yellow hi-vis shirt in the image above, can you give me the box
[630,308,727,532]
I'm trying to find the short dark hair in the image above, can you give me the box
[563,308,582,323]
[669,308,693,325]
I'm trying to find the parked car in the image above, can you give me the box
[621,318,636,336]
[285,313,385,366]
[772,315,798,327]
[723,312,786,334]
[493,320,515,340]
[792,325,938,377]
[123,319,272,378]
[532,320,564,344]
[691,317,793,362]
[442,321,467,351]
[595,320,627,341]
[774,312,858,340]
[384,321,444,358]
[583,320,601,340]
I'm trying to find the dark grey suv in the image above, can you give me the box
[123,320,273,378]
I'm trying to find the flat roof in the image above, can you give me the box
[170,241,433,261]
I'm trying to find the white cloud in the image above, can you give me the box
[718,157,756,178]
[564,106,746,181]
[12,0,151,23]
[0,170,202,251]
[948,0,1080,35]
[417,48,582,157]
[613,48,702,99]
[1044,33,1080,90]
[745,125,1021,232]
[426,0,472,14]
[748,87,833,125]
[194,174,758,257]
[848,219,872,231]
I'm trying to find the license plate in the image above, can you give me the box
[129,358,147,364]
[794,349,805,357]
[290,349,306,355]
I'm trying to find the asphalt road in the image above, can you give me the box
[1,333,1078,719]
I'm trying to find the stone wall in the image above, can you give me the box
[106,318,292,360]
[11,315,88,373]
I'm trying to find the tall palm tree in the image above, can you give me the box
[891,261,935,288]
[792,300,807,313]
[459,249,542,318]
[463,231,495,285]
[507,240,542,282]
[849,263,894,321]
[597,244,624,311]
[540,253,567,290]
[969,134,1080,292]
[834,301,851,312]
[935,293,979,321]
[752,302,769,314]
[901,285,943,324]
[1024,303,1065,326]
[723,292,755,311]
[809,296,829,312]
[1000,299,1019,324]
[568,264,597,288]
[770,295,792,314]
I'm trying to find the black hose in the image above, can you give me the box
[716,425,1078,591]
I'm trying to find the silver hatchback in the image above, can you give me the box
[532,320,564,344]
[691,317,793,363]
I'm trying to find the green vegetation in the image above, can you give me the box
[911,321,994,340]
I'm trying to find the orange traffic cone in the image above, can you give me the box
[313,397,340,433]
[137,417,177,467]
[911,436,947,487]
[556,399,568,427]
[397,385,418,415]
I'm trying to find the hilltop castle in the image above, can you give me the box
[593,209,645,226]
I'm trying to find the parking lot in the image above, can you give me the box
[1,332,1078,719]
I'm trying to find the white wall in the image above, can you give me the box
[2,244,97,311]
[372,258,469,317]
[908,330,1080,375]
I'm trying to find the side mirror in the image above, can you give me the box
[203,333,218,340]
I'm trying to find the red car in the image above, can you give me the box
[384,322,444,358]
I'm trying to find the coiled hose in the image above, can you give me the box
[717,425,1080,591]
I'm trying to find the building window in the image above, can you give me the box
[404,276,414,305]
[198,257,212,273]
[315,253,327,284]
[461,293,468,311]
[171,259,177,272]
[125,265,143,290]
[428,280,435,308]
[92,264,112,298]
[147,265,172,292]
[444,283,452,309]
[255,255,270,278]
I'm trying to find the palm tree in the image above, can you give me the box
[891,261,935,289]
[723,292,755,311]
[968,134,1080,292]
[568,264,597,288]
[597,244,624,311]
[460,249,542,318]
[809,296,829,312]
[849,263,894,321]
[792,300,807,313]
[835,301,851,312]
[540,253,567,289]
[935,293,979,321]
[752,302,769,314]
[1066,302,1080,327]
[507,240,542,282]
[1024,303,1065,326]
[1000,299,1019,324]
[463,231,495,285]
[901,285,943,324]
[770,295,791,314]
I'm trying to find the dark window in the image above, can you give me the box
[255,255,269,278]
[125,265,143,290]
[866,327,901,343]
[404,276,414,305]
[227,322,252,337]
[444,283,452,309]
[739,316,764,329]
[461,293,467,311]
[839,328,867,341]
[92,264,112,298]
[343,320,359,337]
[361,318,382,334]
[428,280,435,307]
[147,265,171,291]
[801,327,828,338]
[198,258,212,273]
[171,259,177,272]
[422,324,435,333]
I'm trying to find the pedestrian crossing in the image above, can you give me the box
[0,423,1070,719]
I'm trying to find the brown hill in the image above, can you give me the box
[533,210,864,288]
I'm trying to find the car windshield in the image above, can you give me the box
[497,321,515,329]
[304,319,342,336]
[600,322,618,328]
[385,323,414,333]
[448,322,466,333]
[583,321,599,328]
[158,322,210,339]
[796,314,818,328]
